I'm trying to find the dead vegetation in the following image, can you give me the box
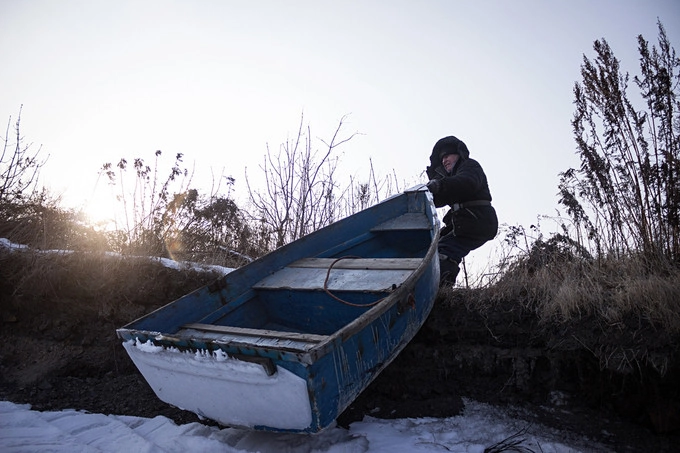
[479,251,680,334]
[0,247,222,323]
[456,243,680,383]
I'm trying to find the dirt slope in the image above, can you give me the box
[0,251,678,452]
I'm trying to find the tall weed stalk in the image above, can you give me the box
[100,150,192,255]
[561,20,680,262]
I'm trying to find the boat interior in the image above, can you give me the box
[177,211,434,343]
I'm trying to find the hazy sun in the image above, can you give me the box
[82,194,121,229]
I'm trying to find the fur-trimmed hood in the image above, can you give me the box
[429,136,470,168]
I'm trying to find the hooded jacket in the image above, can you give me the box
[426,136,498,241]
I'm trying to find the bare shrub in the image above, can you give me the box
[561,20,680,261]
[0,108,85,250]
[0,197,109,251]
[99,153,264,265]
[100,150,194,255]
[342,160,402,217]
[246,113,401,250]
[246,113,358,249]
[0,106,46,205]
[164,186,269,267]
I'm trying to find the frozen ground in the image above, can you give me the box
[0,398,602,453]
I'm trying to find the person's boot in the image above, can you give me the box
[439,254,459,287]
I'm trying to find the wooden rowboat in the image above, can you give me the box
[117,186,440,433]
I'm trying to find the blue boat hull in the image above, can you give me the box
[117,187,440,433]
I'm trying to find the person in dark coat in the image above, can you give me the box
[425,136,498,286]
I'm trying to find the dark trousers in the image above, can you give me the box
[438,232,489,264]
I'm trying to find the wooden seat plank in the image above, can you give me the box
[182,322,328,343]
[289,257,421,270]
[253,266,412,291]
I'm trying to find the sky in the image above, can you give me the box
[0,399,604,452]
[1,0,679,265]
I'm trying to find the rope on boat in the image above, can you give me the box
[323,256,386,308]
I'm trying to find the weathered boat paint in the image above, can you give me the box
[117,187,440,433]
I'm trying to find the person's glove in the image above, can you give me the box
[426,179,442,194]
[440,223,453,237]
[426,165,436,180]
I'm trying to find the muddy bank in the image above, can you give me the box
[1,253,679,451]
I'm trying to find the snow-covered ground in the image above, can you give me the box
[0,399,606,452]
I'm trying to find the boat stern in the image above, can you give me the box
[122,339,314,431]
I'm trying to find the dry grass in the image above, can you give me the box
[0,248,221,326]
[475,253,680,334]
[440,252,680,379]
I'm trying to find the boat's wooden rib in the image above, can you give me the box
[288,257,421,270]
[182,323,328,343]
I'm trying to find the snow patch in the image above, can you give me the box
[0,238,29,251]
[0,237,234,276]
[0,399,601,452]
